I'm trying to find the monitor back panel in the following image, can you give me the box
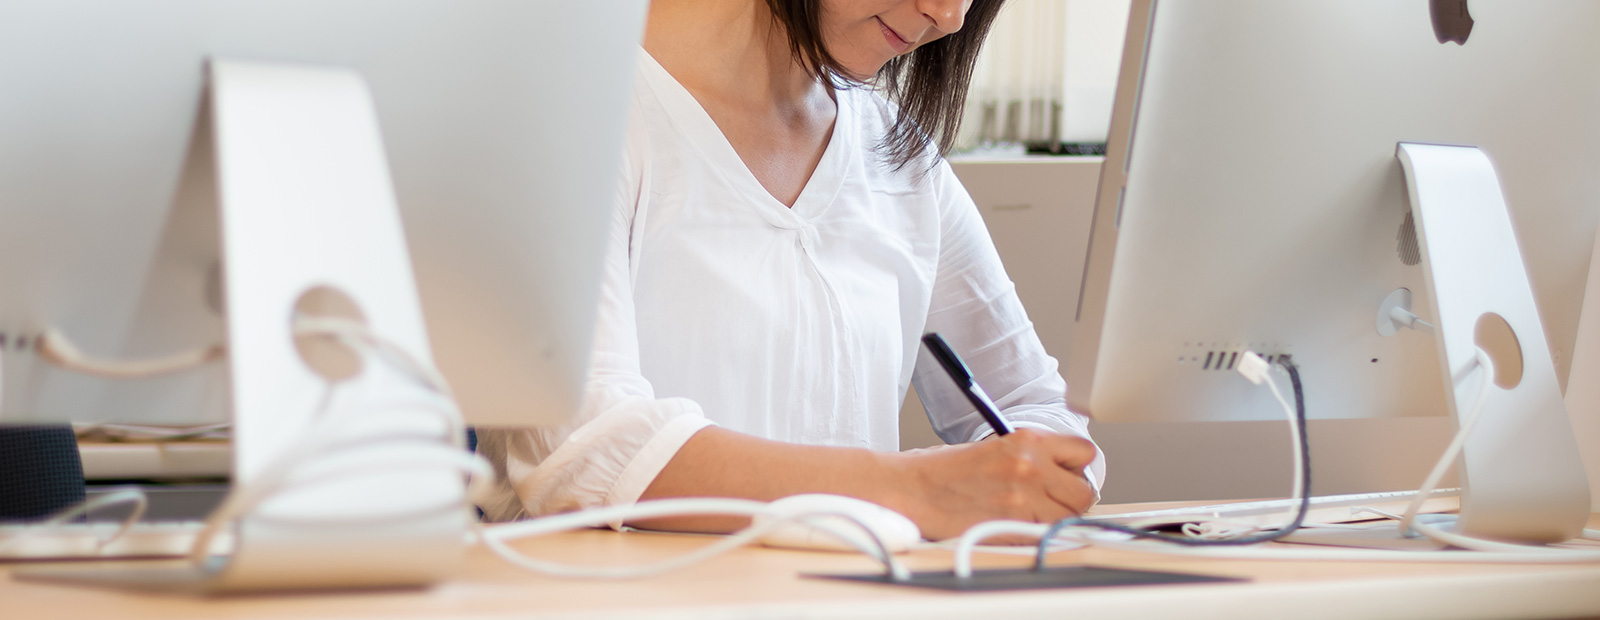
[0,1,645,425]
[1070,0,1600,422]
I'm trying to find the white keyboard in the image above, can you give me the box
[1096,488,1462,528]
[0,521,229,561]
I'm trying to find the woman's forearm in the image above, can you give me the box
[631,426,1098,540]
[632,426,913,533]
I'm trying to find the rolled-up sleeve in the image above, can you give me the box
[909,160,1107,497]
[475,102,714,522]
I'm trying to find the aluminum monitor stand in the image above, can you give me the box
[17,60,469,593]
[1397,142,1591,543]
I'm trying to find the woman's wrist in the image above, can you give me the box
[869,448,930,527]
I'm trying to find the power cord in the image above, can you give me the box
[1024,353,1311,570]
[1399,348,1493,539]
[1347,348,1600,556]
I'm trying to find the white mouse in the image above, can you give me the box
[753,494,922,554]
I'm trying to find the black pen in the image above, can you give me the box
[921,332,1013,436]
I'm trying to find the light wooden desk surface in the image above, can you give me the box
[5,509,1600,620]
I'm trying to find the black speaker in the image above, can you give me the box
[0,425,86,521]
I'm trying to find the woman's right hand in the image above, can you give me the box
[884,429,1099,541]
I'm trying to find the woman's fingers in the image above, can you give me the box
[898,428,1098,539]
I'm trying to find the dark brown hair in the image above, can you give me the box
[765,0,1007,169]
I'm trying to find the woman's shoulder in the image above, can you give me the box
[837,86,905,148]
[837,87,952,190]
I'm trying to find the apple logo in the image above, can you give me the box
[1430,0,1474,44]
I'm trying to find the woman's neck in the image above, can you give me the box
[644,0,829,112]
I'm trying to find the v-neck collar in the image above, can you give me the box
[636,49,854,228]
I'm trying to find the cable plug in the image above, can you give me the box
[1236,351,1270,385]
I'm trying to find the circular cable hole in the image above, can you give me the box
[291,286,368,383]
[1474,312,1523,389]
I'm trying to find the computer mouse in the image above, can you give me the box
[753,494,922,554]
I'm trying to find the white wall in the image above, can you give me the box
[1062,0,1130,142]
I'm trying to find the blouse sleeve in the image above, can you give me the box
[909,160,1107,497]
[474,101,714,522]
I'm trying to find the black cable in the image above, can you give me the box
[1032,357,1311,571]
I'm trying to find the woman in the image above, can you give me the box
[479,0,1104,541]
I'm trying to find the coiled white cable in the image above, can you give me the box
[187,318,489,564]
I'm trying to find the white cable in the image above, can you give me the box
[476,498,910,581]
[187,319,483,564]
[0,487,149,555]
[292,316,455,399]
[1233,351,1304,522]
[953,521,1050,578]
[1261,368,1304,501]
[1181,521,1264,540]
[1400,348,1494,537]
[36,328,224,379]
[186,385,481,564]
[1389,349,1599,556]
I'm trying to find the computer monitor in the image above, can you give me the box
[1071,0,1597,542]
[0,0,640,429]
[0,0,646,592]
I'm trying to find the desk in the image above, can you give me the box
[5,510,1600,619]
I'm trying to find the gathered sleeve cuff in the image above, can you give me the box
[479,391,714,525]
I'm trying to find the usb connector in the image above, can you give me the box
[1236,351,1271,385]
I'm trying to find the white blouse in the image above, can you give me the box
[477,51,1104,521]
